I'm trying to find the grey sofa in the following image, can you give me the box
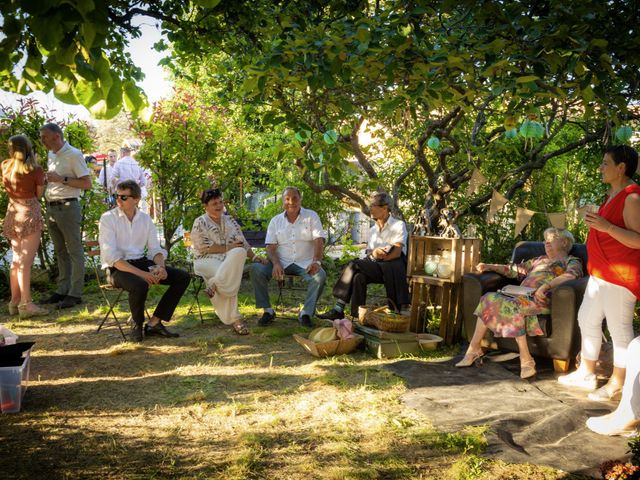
[462,241,588,372]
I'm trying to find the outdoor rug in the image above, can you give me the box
[385,355,631,477]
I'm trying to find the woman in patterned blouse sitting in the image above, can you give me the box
[456,228,583,379]
[190,189,267,335]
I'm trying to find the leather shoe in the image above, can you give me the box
[130,324,143,342]
[317,309,344,320]
[299,314,313,328]
[40,292,66,304]
[144,322,179,338]
[58,295,82,309]
[257,311,275,327]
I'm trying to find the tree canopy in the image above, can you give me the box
[2,0,639,230]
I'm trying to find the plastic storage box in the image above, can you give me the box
[0,342,34,414]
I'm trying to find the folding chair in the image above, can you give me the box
[85,240,150,341]
[182,231,205,324]
[275,274,305,318]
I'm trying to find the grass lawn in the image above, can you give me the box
[0,276,590,479]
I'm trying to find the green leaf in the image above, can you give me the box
[53,78,78,104]
[123,81,147,114]
[295,130,311,142]
[194,0,221,7]
[515,75,540,84]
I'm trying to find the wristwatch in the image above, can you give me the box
[312,260,321,266]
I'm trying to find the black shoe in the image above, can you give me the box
[144,322,180,338]
[257,311,275,327]
[130,324,143,342]
[317,308,344,320]
[40,292,66,305]
[58,296,82,309]
[299,314,314,328]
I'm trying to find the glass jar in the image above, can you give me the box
[436,251,453,279]
[424,255,437,276]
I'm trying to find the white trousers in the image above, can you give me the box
[193,247,247,325]
[617,337,640,420]
[578,275,637,368]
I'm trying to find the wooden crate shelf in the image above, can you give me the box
[407,236,481,283]
[407,236,482,344]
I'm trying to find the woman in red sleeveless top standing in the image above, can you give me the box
[1,135,49,318]
[558,145,640,403]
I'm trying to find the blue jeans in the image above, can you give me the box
[251,262,326,317]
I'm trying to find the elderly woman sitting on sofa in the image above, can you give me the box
[456,228,583,379]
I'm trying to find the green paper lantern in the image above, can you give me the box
[505,127,518,139]
[615,125,633,143]
[427,136,440,150]
[519,120,544,139]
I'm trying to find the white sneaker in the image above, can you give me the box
[557,370,597,390]
[586,414,640,437]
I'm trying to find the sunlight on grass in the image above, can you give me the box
[0,284,582,479]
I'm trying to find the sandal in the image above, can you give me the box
[520,359,537,379]
[204,284,216,298]
[455,349,484,368]
[232,321,249,335]
[588,384,623,402]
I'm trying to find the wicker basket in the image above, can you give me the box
[358,305,376,323]
[365,299,410,333]
[293,333,363,358]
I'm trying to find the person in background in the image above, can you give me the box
[318,192,410,320]
[99,180,190,342]
[39,123,92,309]
[558,145,640,401]
[251,186,326,328]
[98,149,117,207]
[110,146,146,192]
[1,135,48,318]
[458,228,582,379]
[190,188,267,335]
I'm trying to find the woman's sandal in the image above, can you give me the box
[204,284,217,298]
[232,321,249,335]
[455,349,484,368]
[520,359,537,379]
[588,384,623,402]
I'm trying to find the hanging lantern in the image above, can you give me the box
[505,128,518,139]
[615,125,633,143]
[519,120,544,139]
[427,136,440,150]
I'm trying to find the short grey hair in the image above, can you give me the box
[40,123,64,139]
[369,192,393,210]
[282,186,301,199]
[544,227,575,252]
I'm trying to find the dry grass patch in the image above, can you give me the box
[0,283,589,479]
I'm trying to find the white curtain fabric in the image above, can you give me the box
[193,247,247,325]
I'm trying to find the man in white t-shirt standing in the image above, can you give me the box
[251,187,326,328]
[110,146,146,192]
[39,123,92,309]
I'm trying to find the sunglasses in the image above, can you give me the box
[116,194,135,201]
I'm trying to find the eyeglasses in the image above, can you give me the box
[116,194,134,201]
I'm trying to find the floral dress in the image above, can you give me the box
[474,255,583,337]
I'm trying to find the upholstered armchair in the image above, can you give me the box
[462,241,588,372]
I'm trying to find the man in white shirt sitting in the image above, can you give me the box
[251,186,326,328]
[99,180,190,342]
[110,146,146,192]
[318,192,410,320]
